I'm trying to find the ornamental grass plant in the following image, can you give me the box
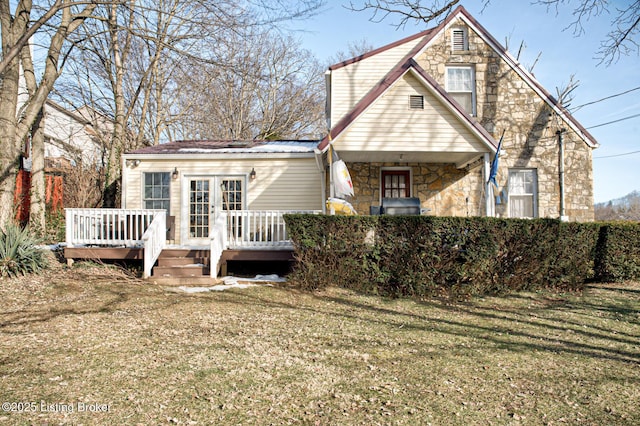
[0,223,48,278]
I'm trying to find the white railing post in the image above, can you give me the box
[65,209,75,248]
[209,212,228,278]
[141,211,166,279]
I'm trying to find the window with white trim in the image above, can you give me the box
[446,66,476,115]
[508,169,538,218]
[451,27,468,52]
[143,172,170,213]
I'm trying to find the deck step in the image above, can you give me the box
[152,248,212,279]
[152,264,208,278]
[156,257,209,267]
[148,276,222,286]
[159,249,210,258]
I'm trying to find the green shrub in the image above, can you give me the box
[286,215,600,298]
[594,222,640,282]
[0,224,49,278]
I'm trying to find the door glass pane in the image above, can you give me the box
[221,179,243,211]
[189,179,210,238]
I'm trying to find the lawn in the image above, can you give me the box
[1,259,639,425]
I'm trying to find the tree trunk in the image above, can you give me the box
[0,1,25,229]
[29,108,46,232]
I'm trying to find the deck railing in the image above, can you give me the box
[141,211,166,278]
[65,208,166,247]
[225,210,320,249]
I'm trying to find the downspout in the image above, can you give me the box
[557,129,567,221]
[314,148,327,214]
[328,144,335,214]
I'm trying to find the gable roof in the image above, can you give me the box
[321,5,599,151]
[318,56,498,154]
[448,6,599,148]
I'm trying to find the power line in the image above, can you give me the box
[595,150,640,159]
[586,112,640,129]
[570,86,640,112]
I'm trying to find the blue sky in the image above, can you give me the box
[294,0,640,203]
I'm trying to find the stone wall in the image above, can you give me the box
[410,19,596,221]
[348,162,485,217]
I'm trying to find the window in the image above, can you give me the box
[452,28,468,52]
[409,95,424,109]
[508,169,537,218]
[446,66,476,115]
[382,170,410,198]
[143,172,170,212]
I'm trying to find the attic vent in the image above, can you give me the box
[409,95,424,110]
[452,28,467,52]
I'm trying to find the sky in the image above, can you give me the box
[293,0,640,204]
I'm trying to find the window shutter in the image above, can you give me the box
[409,95,424,109]
[452,28,466,51]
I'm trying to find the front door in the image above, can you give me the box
[181,175,245,246]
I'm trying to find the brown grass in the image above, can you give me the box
[1,257,639,425]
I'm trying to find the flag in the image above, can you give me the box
[332,159,354,198]
[488,130,505,188]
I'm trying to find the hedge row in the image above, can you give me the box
[284,215,640,298]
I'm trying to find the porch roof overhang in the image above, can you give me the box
[336,150,484,169]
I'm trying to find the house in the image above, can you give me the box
[15,100,107,222]
[319,5,597,221]
[64,5,598,281]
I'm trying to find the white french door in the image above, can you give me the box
[181,175,244,246]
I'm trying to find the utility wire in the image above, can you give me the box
[586,112,640,129]
[595,150,640,159]
[570,86,640,112]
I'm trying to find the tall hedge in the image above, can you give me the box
[285,215,604,298]
[594,222,640,282]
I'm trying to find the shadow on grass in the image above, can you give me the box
[226,285,640,365]
[0,283,178,330]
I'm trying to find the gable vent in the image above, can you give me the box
[452,28,467,52]
[409,95,424,110]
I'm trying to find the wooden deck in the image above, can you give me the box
[64,246,295,280]
[64,208,316,281]
[64,247,144,261]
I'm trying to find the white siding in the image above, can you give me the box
[123,156,322,245]
[43,103,101,166]
[334,73,487,153]
[330,36,425,126]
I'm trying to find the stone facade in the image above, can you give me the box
[349,162,485,217]
[341,17,595,222]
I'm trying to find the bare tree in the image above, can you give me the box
[0,0,99,229]
[328,38,376,64]
[348,0,640,64]
[535,0,640,64]
[52,0,325,207]
[170,29,325,141]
